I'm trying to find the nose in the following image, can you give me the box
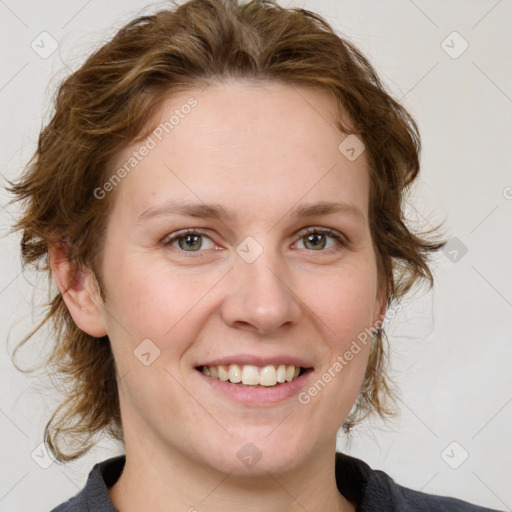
[220,245,302,335]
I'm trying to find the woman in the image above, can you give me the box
[8,0,503,510]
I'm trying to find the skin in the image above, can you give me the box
[52,79,387,512]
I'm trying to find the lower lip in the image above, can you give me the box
[196,369,314,406]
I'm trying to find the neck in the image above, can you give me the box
[109,432,355,512]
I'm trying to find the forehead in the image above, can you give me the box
[106,80,369,221]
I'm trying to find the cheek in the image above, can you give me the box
[306,263,379,341]
[104,256,208,338]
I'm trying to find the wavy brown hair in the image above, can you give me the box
[7,0,447,462]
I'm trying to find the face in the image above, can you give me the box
[90,80,386,476]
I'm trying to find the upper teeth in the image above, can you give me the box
[201,364,301,386]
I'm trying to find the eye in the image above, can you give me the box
[162,229,215,252]
[162,226,347,254]
[295,226,346,251]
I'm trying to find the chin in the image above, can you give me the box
[200,433,308,477]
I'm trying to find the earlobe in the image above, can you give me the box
[49,242,108,338]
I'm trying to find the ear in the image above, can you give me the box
[373,277,388,329]
[49,242,108,338]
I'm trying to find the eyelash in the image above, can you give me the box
[161,226,347,255]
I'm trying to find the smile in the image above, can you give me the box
[198,364,306,387]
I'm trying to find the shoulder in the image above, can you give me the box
[48,455,125,512]
[364,467,503,511]
[335,452,504,512]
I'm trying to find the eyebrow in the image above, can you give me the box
[137,200,366,225]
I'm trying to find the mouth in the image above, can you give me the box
[195,364,312,388]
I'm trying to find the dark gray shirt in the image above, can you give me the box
[49,452,503,511]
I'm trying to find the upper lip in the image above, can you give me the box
[196,354,313,369]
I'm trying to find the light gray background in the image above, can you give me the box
[1,0,511,510]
